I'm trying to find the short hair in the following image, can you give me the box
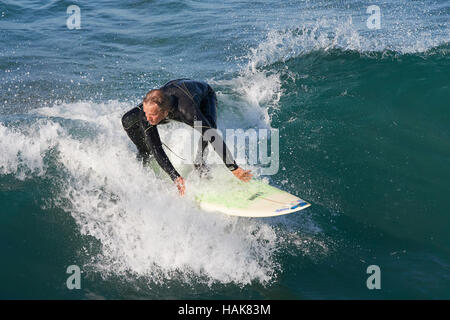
[143,89,171,111]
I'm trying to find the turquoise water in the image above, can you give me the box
[0,0,449,299]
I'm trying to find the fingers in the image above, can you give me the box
[242,170,252,182]
[231,167,253,182]
[238,169,252,182]
[175,177,185,196]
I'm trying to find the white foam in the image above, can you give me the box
[0,101,286,286]
[0,120,62,180]
[212,13,447,131]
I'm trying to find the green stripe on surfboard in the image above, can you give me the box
[194,179,279,209]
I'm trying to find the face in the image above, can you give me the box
[143,103,168,125]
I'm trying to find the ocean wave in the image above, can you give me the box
[245,24,449,71]
[0,101,300,286]
[213,21,448,131]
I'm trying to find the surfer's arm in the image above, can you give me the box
[142,122,181,182]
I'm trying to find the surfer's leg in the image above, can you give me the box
[194,139,209,173]
[194,89,218,176]
[200,87,218,129]
[121,107,151,163]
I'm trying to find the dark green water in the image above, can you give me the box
[0,0,449,299]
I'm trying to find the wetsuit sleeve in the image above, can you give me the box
[192,106,239,171]
[141,120,181,181]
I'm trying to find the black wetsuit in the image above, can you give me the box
[121,79,238,181]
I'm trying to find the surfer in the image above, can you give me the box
[121,79,252,195]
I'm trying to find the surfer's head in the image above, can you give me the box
[143,89,171,125]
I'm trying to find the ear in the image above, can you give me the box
[164,108,170,117]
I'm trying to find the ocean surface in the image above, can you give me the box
[0,0,449,299]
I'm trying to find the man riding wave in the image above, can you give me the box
[121,79,252,195]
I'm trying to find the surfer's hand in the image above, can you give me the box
[232,167,252,182]
[175,176,185,196]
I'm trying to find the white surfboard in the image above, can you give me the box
[193,177,311,218]
[152,122,311,217]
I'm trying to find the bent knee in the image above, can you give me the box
[121,107,141,129]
